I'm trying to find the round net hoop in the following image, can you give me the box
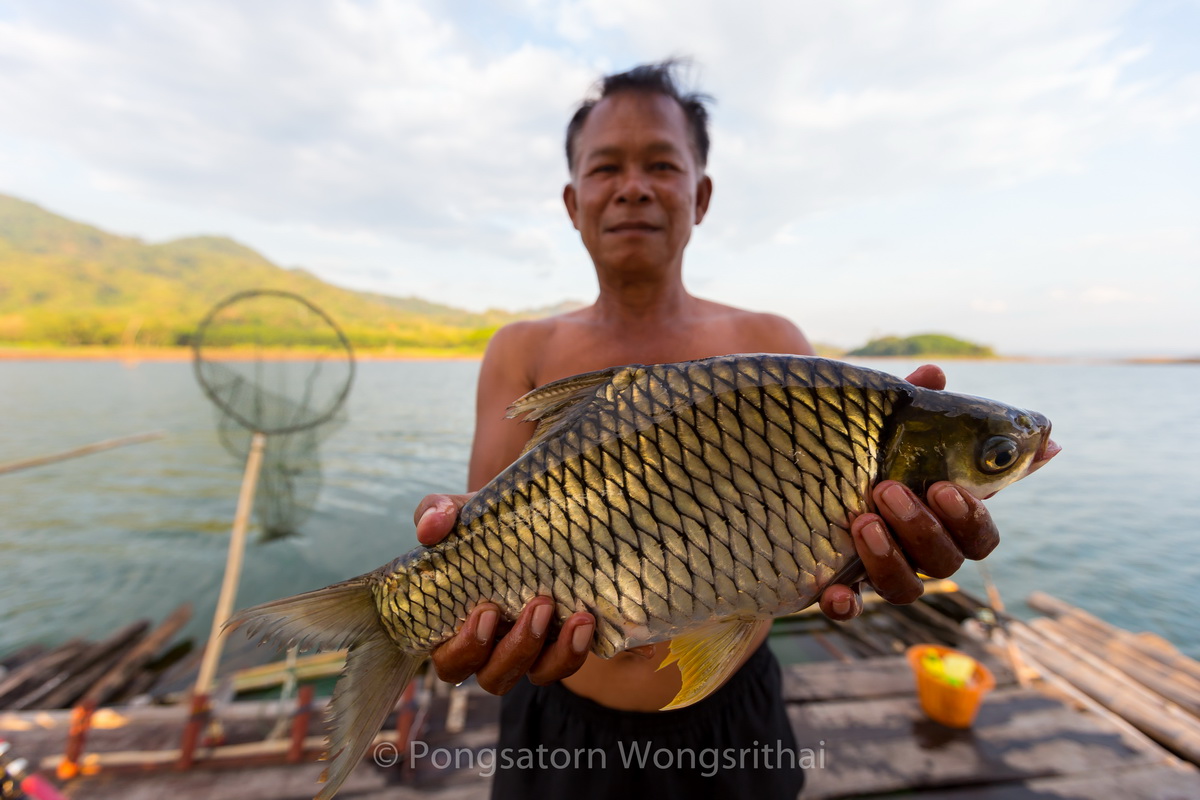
[192,289,355,436]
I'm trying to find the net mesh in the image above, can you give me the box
[193,291,354,540]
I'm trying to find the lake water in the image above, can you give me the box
[1,357,1198,661]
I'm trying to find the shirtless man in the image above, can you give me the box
[413,63,998,797]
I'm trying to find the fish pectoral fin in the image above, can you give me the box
[656,618,767,711]
[506,365,635,454]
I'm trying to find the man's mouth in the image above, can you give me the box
[608,221,659,233]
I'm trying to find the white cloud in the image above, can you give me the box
[971,299,1009,315]
[0,0,1197,353]
[0,2,593,256]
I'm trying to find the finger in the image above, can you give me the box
[475,597,556,695]
[527,612,594,685]
[928,482,1000,560]
[414,494,471,546]
[851,513,925,604]
[430,603,502,685]
[818,583,863,621]
[904,364,946,391]
[874,481,964,580]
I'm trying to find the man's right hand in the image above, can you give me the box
[412,494,595,695]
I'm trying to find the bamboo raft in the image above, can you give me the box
[3,587,1200,799]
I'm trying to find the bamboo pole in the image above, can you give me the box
[1029,591,1200,684]
[233,650,346,694]
[1011,622,1200,762]
[0,432,166,476]
[978,565,1035,687]
[996,636,1186,767]
[57,608,194,780]
[1046,617,1200,716]
[0,641,88,707]
[28,622,150,710]
[1056,612,1200,695]
[194,432,267,698]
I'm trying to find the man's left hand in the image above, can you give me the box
[817,364,1000,620]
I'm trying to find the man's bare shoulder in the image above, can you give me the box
[487,306,592,351]
[483,307,597,375]
[692,298,814,355]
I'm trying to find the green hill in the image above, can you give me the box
[848,333,996,358]
[0,193,566,352]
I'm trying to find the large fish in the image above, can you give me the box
[228,354,1058,798]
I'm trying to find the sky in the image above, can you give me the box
[0,0,1197,357]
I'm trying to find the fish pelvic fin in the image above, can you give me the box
[226,577,426,800]
[316,635,423,800]
[657,619,768,711]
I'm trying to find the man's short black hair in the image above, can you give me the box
[565,59,713,173]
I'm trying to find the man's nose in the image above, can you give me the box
[616,169,651,203]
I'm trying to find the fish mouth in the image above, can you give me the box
[1025,428,1061,476]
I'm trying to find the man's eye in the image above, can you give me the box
[590,164,617,174]
[651,162,677,171]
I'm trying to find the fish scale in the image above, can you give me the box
[383,355,903,657]
[229,353,1056,800]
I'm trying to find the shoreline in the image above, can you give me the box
[0,346,483,362]
[0,346,1195,365]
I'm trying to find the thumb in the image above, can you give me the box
[414,493,473,545]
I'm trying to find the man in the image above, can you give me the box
[413,62,998,797]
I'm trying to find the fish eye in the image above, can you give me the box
[979,436,1020,474]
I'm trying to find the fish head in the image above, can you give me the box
[882,390,1059,500]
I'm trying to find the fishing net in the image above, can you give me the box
[193,290,355,540]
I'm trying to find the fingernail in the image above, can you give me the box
[418,505,438,528]
[531,605,552,639]
[571,622,593,654]
[861,520,891,558]
[831,597,850,616]
[476,609,498,644]
[882,484,918,521]
[932,484,969,521]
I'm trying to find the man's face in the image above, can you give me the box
[564,91,712,278]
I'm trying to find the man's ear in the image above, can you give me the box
[694,174,713,225]
[563,182,581,231]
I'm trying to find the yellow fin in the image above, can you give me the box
[657,619,767,710]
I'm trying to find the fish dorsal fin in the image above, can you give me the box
[657,618,768,710]
[506,365,634,454]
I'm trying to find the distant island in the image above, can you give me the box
[848,333,996,358]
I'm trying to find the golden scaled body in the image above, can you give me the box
[230,354,1055,800]
[378,355,909,658]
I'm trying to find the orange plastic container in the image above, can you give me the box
[906,644,995,728]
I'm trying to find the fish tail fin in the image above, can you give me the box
[226,577,426,800]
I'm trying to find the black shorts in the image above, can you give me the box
[490,641,805,800]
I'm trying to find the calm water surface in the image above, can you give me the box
[1,358,1198,659]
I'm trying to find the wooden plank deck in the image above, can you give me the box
[8,589,1200,799]
[10,650,1194,799]
[787,655,1200,799]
